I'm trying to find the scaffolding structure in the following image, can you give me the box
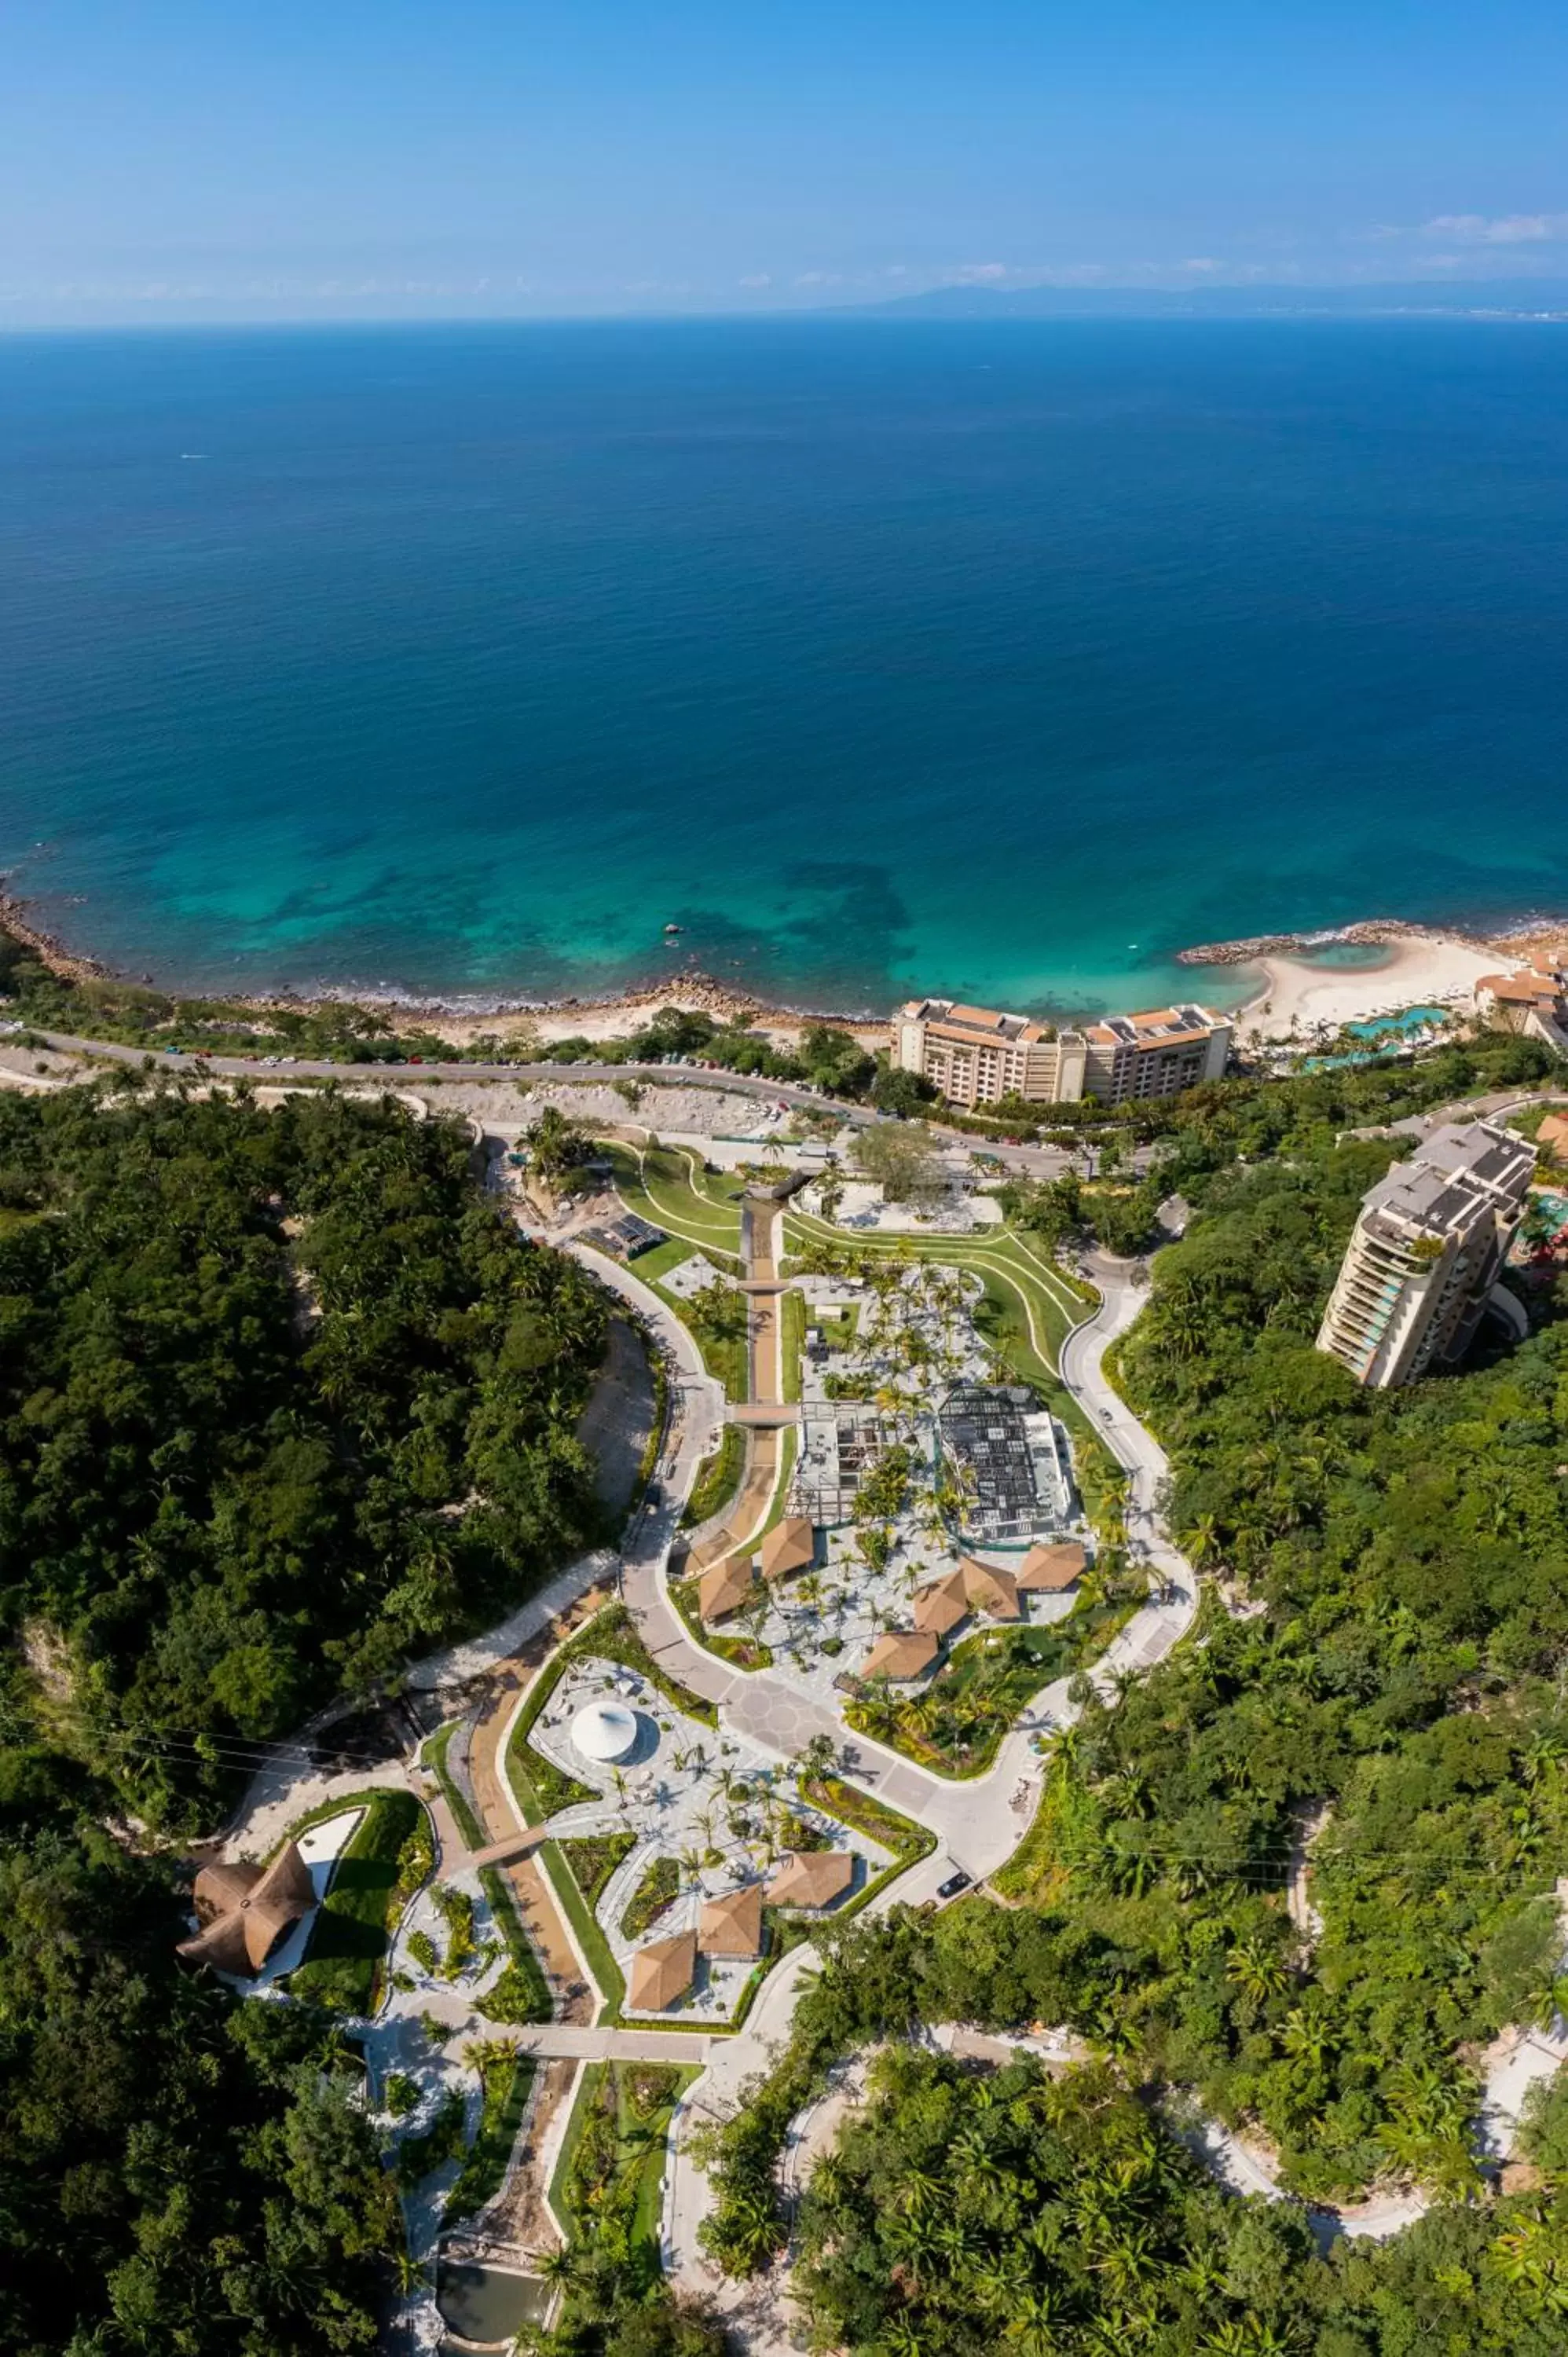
[938,1383,1057,1542]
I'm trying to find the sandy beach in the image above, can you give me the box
[1233,933,1504,1047]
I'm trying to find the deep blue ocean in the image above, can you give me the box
[3,319,1568,1018]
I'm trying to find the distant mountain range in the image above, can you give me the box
[842,278,1568,321]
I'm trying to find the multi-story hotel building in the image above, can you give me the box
[891,997,1230,1109]
[1080,1006,1233,1104]
[889,1001,1086,1108]
[1316,1120,1534,1389]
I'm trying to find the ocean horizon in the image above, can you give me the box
[3,317,1568,1023]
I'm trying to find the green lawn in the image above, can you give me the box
[753,1424,799,1541]
[552,2059,696,2289]
[781,1208,1093,1417]
[781,1285,805,1402]
[628,1236,698,1288]
[539,1840,627,2016]
[626,1241,747,1400]
[288,1789,423,2013]
[603,1142,744,1259]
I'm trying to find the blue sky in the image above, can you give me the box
[5,1,1568,321]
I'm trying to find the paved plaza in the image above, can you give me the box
[524,1658,891,2022]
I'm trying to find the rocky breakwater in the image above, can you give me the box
[1177,919,1479,970]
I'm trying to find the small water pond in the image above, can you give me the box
[438,2263,551,2347]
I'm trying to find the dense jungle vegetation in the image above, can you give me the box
[702,1906,1568,2355]
[0,1808,401,2357]
[0,1079,607,1830]
[0,1080,617,2355]
[994,1128,1568,2201]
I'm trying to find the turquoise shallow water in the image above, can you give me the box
[2,319,1568,1019]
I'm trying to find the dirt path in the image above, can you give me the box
[454,1583,620,2256]
[467,1606,610,2026]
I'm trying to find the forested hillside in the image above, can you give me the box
[0,1079,606,1827]
[705,1904,1568,2352]
[0,1080,610,2354]
[1002,1131,1568,2199]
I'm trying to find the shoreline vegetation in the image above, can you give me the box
[6,882,1568,1056]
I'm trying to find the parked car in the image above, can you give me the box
[936,1867,973,1901]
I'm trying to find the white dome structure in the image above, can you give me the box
[570,1699,639,1765]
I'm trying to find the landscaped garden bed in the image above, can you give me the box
[844,1589,1135,1777]
[682,1421,746,1526]
[289,1789,426,2013]
[559,1831,638,1908]
[620,1854,680,1939]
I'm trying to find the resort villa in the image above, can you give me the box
[1474,954,1568,1053]
[891,995,1232,1109]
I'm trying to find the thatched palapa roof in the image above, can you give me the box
[912,1569,969,1637]
[766,1850,855,1909]
[960,1556,1020,1619]
[698,1882,764,1957]
[698,1556,756,1623]
[862,1629,940,1682]
[1017,1541,1087,1592]
[628,1928,698,2012]
[178,1840,316,1977]
[760,1516,816,1581]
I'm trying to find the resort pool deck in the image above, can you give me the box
[1345,1006,1450,1039]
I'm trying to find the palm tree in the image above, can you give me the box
[391,2249,429,2297]
[722,2186,785,2270]
[1225,1937,1288,2003]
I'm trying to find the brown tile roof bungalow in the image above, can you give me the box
[178,1840,317,1976]
[628,1928,698,2012]
[912,1568,970,1637]
[698,1556,756,1623]
[1017,1541,1088,1593]
[1478,971,1564,1010]
[862,1629,940,1682]
[766,1849,855,1909]
[698,1882,764,1957]
[760,1516,817,1580]
[960,1556,1021,1619]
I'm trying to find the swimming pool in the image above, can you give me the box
[1345,1007,1449,1040]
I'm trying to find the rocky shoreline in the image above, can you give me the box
[0,884,884,1038]
[9,878,1566,1035]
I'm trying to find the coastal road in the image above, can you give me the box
[24,1027,1090,1179]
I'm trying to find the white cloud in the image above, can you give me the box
[1418,211,1568,245]
[1180,257,1220,273]
[738,273,771,288]
[948,261,1008,283]
[794,270,843,287]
